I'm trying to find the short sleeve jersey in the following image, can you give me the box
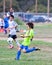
[22,29,34,46]
[8,20,17,35]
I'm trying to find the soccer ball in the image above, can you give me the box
[23,30,26,33]
[7,37,13,42]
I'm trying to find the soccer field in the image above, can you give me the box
[0,23,52,38]
[0,40,52,65]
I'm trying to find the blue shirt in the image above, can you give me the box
[4,17,9,28]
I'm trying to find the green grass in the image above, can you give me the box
[0,40,52,65]
[16,23,52,38]
[0,23,52,38]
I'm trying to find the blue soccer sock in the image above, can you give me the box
[26,47,37,53]
[16,50,21,60]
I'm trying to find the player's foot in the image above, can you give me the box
[10,46,14,49]
[33,47,40,51]
[36,48,40,51]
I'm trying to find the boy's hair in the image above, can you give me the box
[26,22,34,29]
[10,15,14,19]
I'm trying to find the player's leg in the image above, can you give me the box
[15,45,24,60]
[4,27,7,34]
[24,47,40,53]
[13,35,20,46]
[15,39,21,47]
[7,35,14,49]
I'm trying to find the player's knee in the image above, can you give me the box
[17,46,20,50]
[18,47,21,51]
[23,49,26,53]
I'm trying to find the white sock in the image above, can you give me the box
[16,40,20,46]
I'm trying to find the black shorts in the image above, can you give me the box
[1,26,4,29]
[8,34,17,39]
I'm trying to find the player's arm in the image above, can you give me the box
[10,21,18,29]
[9,26,16,29]
[20,34,30,38]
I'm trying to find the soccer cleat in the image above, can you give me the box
[33,47,40,51]
[8,45,14,49]
[10,46,14,49]
[35,48,40,51]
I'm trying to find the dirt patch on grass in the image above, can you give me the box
[0,37,52,42]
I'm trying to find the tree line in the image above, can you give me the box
[0,0,52,13]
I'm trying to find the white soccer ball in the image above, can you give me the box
[7,37,13,42]
[23,30,26,33]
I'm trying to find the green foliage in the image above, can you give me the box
[0,0,52,12]
[15,18,24,25]
[38,4,47,13]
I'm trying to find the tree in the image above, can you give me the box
[0,0,52,13]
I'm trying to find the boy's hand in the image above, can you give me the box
[20,34,24,38]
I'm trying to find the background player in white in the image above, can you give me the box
[7,15,20,49]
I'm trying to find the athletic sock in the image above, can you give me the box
[26,47,36,53]
[16,50,21,60]
[16,40,20,46]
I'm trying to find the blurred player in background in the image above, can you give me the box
[7,15,20,49]
[3,14,9,34]
[0,18,4,32]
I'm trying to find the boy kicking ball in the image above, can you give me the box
[15,22,40,60]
